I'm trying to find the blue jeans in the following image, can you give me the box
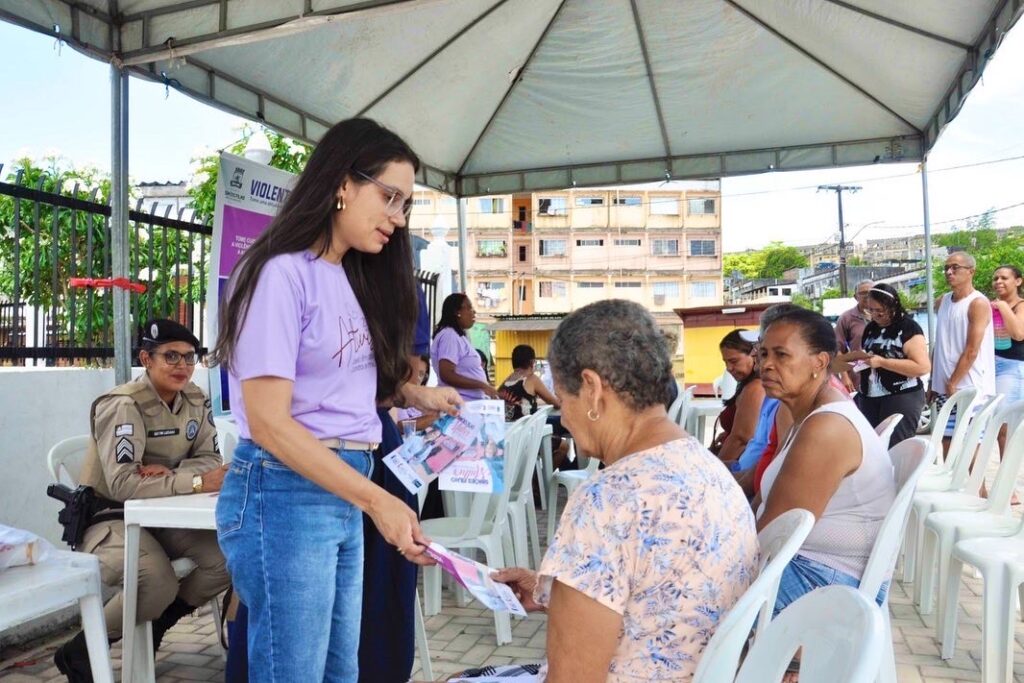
[774,554,888,617]
[216,439,373,682]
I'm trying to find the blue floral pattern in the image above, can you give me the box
[535,437,759,681]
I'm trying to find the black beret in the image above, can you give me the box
[140,318,201,352]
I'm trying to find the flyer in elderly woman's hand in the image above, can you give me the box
[383,400,506,495]
[424,542,527,616]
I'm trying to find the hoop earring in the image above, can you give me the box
[587,409,599,422]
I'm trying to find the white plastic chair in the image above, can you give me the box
[915,399,1024,616]
[934,418,1024,653]
[421,418,530,644]
[941,514,1024,682]
[693,508,815,683]
[858,436,931,683]
[505,407,553,569]
[47,435,92,486]
[666,382,687,424]
[902,396,1002,589]
[213,416,240,463]
[735,585,883,683]
[677,385,697,429]
[873,412,904,446]
[545,439,600,542]
[900,387,980,582]
[0,550,114,683]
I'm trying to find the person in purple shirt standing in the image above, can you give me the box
[431,293,500,401]
[210,118,459,682]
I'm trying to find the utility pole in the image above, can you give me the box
[818,184,861,296]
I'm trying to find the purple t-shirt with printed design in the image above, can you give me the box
[228,251,380,442]
[431,327,487,401]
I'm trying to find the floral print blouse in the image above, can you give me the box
[535,437,759,681]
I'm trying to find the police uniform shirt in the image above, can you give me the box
[80,372,222,502]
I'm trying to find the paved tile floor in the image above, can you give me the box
[6,553,1024,682]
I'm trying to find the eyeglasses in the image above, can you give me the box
[354,170,412,219]
[944,264,972,273]
[151,351,199,366]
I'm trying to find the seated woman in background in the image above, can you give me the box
[755,308,895,615]
[498,344,561,421]
[712,329,765,463]
[843,283,930,447]
[392,353,439,432]
[431,293,500,401]
[456,299,759,682]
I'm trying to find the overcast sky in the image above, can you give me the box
[2,18,1022,253]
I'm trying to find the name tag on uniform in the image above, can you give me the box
[148,428,180,438]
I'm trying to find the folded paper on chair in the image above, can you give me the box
[424,542,527,616]
[384,400,506,495]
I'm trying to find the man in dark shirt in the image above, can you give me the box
[835,279,874,393]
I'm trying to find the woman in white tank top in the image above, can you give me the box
[754,308,896,618]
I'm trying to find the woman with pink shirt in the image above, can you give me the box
[211,118,458,682]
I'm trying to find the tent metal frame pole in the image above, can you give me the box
[110,62,132,383]
[922,160,936,345]
[457,196,468,293]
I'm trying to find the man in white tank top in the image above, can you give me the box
[929,251,995,444]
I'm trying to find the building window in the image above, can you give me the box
[446,240,459,248]
[689,239,716,257]
[476,239,507,257]
[689,281,716,298]
[577,282,605,289]
[575,196,604,206]
[538,197,568,216]
[614,281,642,289]
[688,198,716,215]
[539,239,567,257]
[651,239,680,256]
[575,239,604,247]
[413,198,431,207]
[518,245,527,261]
[478,197,505,214]
[518,284,527,302]
[475,281,506,310]
[613,196,642,206]
[650,197,680,215]
[538,281,568,298]
[653,282,681,297]
[613,238,641,247]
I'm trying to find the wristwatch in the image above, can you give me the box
[192,474,203,494]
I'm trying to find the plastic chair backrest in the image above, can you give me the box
[507,407,553,496]
[858,436,930,599]
[692,508,814,683]
[213,416,239,464]
[987,408,1024,514]
[677,385,697,428]
[47,435,91,486]
[928,387,978,466]
[463,417,529,538]
[666,383,686,423]
[734,585,883,683]
[942,394,1002,490]
[873,413,903,445]
[963,397,1023,495]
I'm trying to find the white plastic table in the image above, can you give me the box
[122,493,218,683]
[0,549,114,683]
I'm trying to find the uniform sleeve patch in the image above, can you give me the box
[186,419,200,441]
[115,437,135,464]
[115,423,134,437]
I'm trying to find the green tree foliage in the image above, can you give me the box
[723,242,809,279]
[927,209,1024,299]
[187,126,311,223]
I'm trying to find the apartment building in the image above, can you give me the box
[407,183,723,331]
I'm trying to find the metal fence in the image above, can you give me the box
[0,165,441,366]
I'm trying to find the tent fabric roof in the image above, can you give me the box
[2,0,1021,195]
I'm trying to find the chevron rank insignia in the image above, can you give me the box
[115,437,135,464]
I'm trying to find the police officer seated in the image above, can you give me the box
[54,319,231,682]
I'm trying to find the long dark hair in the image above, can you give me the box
[719,329,757,407]
[210,118,420,400]
[434,293,469,338]
[866,283,905,323]
[995,264,1024,297]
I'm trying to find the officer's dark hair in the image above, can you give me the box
[511,345,536,369]
[209,118,420,401]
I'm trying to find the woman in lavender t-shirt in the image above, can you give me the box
[431,293,501,401]
[210,119,459,682]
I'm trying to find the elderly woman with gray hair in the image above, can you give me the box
[451,300,758,683]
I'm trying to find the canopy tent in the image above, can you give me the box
[2,0,1021,379]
